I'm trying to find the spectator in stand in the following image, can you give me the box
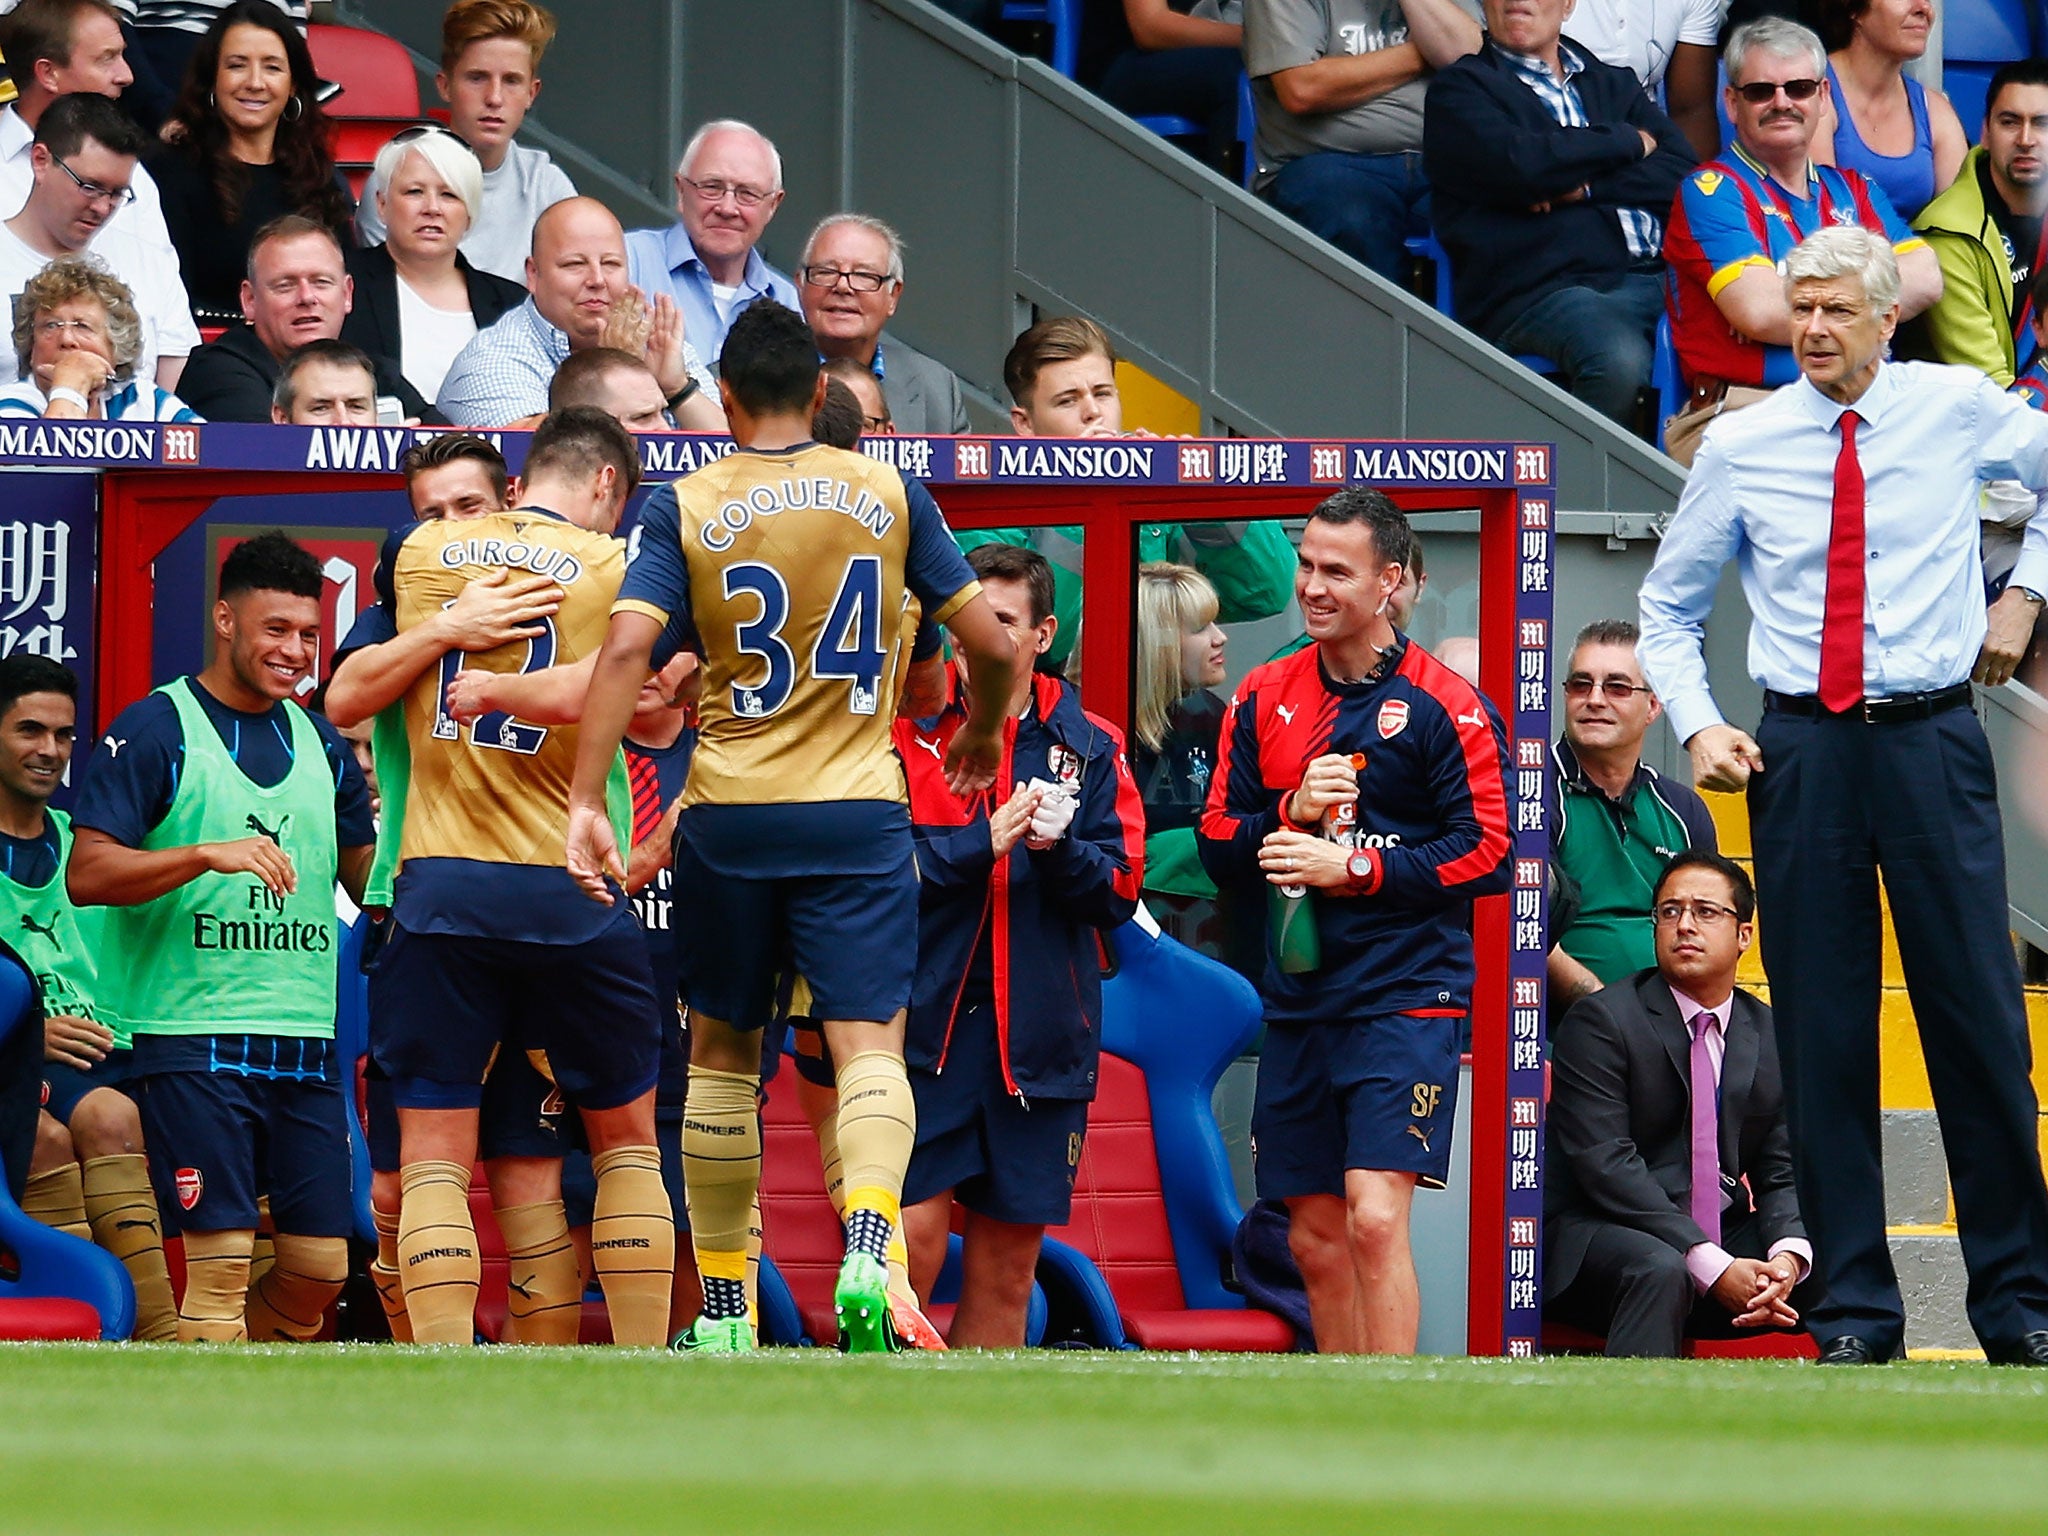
[1546,618,1716,1018]
[437,196,722,430]
[626,120,798,368]
[2018,269,2048,408]
[898,543,1143,1348]
[824,352,892,433]
[357,3,576,288]
[127,0,303,111]
[1245,0,1484,285]
[268,337,376,426]
[151,1,353,326]
[342,127,525,406]
[547,344,669,434]
[0,255,197,417]
[1082,1,1245,172]
[0,93,196,389]
[965,315,1297,671]
[1812,0,1964,221]
[1662,17,1937,464]
[1563,0,1724,160]
[176,214,433,423]
[1913,60,2048,388]
[0,0,180,264]
[1425,0,1695,428]
[809,374,864,451]
[1545,851,1814,1358]
[798,212,969,435]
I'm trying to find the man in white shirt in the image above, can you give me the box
[1562,0,1726,159]
[0,0,176,267]
[0,91,195,388]
[356,0,576,285]
[1638,225,2048,1368]
[625,120,799,369]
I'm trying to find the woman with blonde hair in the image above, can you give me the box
[1133,562,1252,971]
[0,258,200,421]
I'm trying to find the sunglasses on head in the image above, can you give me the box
[390,123,475,153]
[1733,77,1823,103]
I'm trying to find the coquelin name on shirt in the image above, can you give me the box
[700,477,896,552]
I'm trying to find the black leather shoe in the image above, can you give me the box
[1815,1334,1889,1364]
[1985,1330,2048,1366]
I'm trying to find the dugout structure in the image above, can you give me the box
[0,423,1554,1355]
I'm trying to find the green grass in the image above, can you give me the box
[3,1346,2047,1533]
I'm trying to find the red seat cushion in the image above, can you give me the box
[1045,1055,1187,1316]
[1542,1321,1819,1359]
[1123,1307,1296,1353]
[307,25,421,118]
[759,1081,844,1345]
[0,1297,101,1340]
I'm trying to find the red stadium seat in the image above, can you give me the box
[1045,1052,1295,1352]
[758,1077,846,1346]
[307,24,420,118]
[0,1297,103,1340]
[1541,1321,1820,1359]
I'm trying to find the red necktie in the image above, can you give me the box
[1817,410,1866,713]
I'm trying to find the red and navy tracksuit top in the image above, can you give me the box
[895,669,1145,1103]
[1198,637,1514,1025]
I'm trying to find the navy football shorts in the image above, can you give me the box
[371,906,661,1113]
[1252,1014,1462,1199]
[363,1050,569,1174]
[670,840,917,1033]
[133,1035,353,1238]
[42,1045,136,1125]
[902,999,1088,1227]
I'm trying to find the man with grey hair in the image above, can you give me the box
[626,118,798,365]
[1638,224,2048,1367]
[1660,16,1940,465]
[797,211,968,435]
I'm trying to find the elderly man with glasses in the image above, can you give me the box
[796,211,970,435]
[627,119,798,367]
[0,91,196,391]
[1544,849,1814,1357]
[1661,16,1941,464]
[1546,617,1717,1018]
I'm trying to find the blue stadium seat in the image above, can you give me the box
[335,913,376,1245]
[1943,0,2039,145]
[1036,920,1294,1350]
[1239,70,1257,189]
[756,1253,811,1347]
[0,959,136,1340]
[1652,314,1685,450]
[1001,0,1080,79]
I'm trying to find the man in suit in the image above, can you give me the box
[797,211,970,435]
[1422,0,1695,425]
[1545,849,1815,1356]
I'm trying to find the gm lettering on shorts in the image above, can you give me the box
[699,477,897,553]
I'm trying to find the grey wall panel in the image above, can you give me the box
[1212,217,1405,435]
[846,7,1015,398]
[683,0,847,258]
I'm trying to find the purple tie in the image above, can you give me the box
[1690,1012,1722,1245]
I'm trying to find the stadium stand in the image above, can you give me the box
[0,960,136,1342]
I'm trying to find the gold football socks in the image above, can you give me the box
[177,1228,253,1342]
[682,1066,761,1324]
[80,1155,177,1342]
[590,1146,674,1346]
[398,1159,479,1345]
[243,1234,347,1342]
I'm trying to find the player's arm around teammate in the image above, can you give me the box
[896,545,1144,1348]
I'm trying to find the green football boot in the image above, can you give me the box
[834,1252,900,1354]
[671,1315,755,1354]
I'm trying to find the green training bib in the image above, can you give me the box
[0,810,116,1044]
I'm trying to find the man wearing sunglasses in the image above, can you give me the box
[1545,850,1813,1357]
[0,92,195,391]
[1547,618,1715,1018]
[1663,17,1938,464]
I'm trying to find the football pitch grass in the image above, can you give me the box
[4,1345,2047,1533]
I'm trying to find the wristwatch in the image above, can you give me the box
[1345,850,1375,888]
[666,377,700,409]
[2015,585,2046,607]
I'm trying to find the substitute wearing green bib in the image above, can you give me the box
[2,809,108,1033]
[100,683,339,1039]
[69,534,376,1344]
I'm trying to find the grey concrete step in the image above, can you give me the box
[1891,1230,1974,1353]
[1883,1109,1949,1226]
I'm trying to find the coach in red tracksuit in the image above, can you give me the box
[1200,488,1512,1355]
[897,543,1144,1349]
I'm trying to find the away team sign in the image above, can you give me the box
[0,423,1551,491]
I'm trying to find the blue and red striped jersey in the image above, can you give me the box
[1199,638,1513,1023]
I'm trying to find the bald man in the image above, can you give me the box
[437,196,721,428]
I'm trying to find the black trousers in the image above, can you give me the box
[1750,701,2048,1356]
[1548,1212,1817,1357]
